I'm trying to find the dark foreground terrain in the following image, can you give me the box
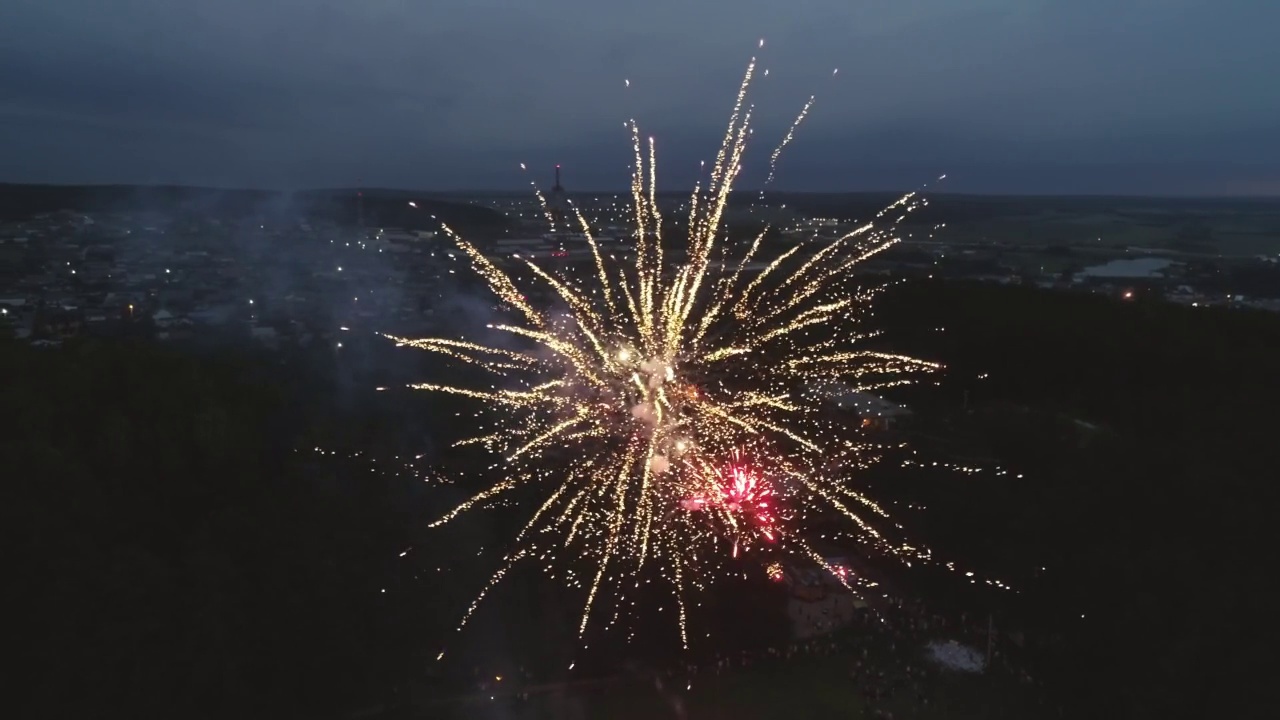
[6,281,1274,719]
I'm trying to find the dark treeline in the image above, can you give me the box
[3,338,441,719]
[7,281,1276,718]
[0,183,510,232]
[875,281,1276,719]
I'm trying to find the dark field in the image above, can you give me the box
[8,278,1275,719]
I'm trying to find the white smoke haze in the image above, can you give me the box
[443,290,529,354]
[648,454,669,475]
[631,401,659,427]
[639,358,671,390]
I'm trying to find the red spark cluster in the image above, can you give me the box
[721,461,777,543]
[683,453,779,557]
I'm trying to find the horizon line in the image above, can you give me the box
[1,180,1277,202]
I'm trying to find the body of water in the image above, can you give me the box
[1079,257,1178,278]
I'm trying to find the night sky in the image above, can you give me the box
[2,0,1277,195]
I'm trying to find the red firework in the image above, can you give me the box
[721,462,776,540]
[684,452,779,557]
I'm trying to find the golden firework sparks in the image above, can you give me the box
[395,48,984,655]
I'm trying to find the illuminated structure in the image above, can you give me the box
[356,182,367,241]
[546,164,569,232]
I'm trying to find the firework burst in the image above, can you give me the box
[683,447,779,558]
[393,46,951,655]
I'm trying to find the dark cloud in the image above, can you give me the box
[1,0,1276,194]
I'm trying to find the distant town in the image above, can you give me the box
[3,178,1279,348]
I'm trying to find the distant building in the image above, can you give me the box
[377,229,418,244]
[152,309,177,328]
[806,381,912,429]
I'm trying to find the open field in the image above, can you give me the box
[421,607,1051,720]
[426,643,1046,720]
